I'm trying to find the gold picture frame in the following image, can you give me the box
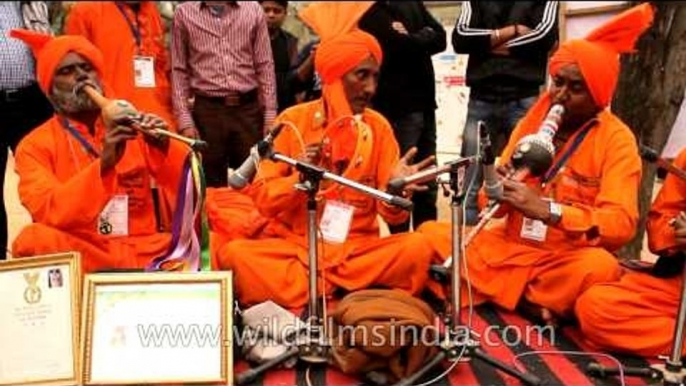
[0,252,82,386]
[81,271,233,385]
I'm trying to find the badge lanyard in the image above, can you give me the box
[59,116,99,159]
[541,121,596,185]
[116,2,142,51]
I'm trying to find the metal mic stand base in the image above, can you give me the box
[296,315,330,364]
[394,161,541,386]
[586,361,683,386]
[393,326,542,386]
[235,322,330,385]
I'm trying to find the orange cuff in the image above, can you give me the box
[559,205,601,246]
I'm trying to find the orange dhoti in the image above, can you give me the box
[418,221,622,316]
[13,223,171,274]
[205,187,269,268]
[219,232,432,308]
[575,271,684,357]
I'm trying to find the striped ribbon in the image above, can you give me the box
[146,151,211,272]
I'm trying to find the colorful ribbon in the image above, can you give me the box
[146,151,211,272]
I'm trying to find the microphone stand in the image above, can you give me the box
[235,148,413,385]
[393,157,541,386]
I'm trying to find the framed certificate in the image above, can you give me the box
[81,272,233,385]
[0,252,81,386]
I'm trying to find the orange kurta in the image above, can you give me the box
[575,149,686,357]
[217,100,433,307]
[419,99,641,316]
[12,116,188,274]
[65,2,175,130]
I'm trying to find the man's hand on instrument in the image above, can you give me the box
[180,126,200,139]
[496,163,515,179]
[137,113,170,150]
[500,178,550,221]
[137,113,168,131]
[101,124,137,173]
[104,99,138,130]
[390,147,436,197]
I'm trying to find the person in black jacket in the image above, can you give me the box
[454,1,559,225]
[292,37,321,103]
[259,0,299,113]
[359,1,446,233]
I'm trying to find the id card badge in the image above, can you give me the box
[98,195,129,236]
[319,201,354,244]
[133,56,156,88]
[520,217,547,242]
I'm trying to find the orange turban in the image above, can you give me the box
[548,3,654,107]
[10,29,105,95]
[299,2,382,121]
[298,2,382,168]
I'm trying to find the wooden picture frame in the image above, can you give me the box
[0,252,82,386]
[80,271,233,385]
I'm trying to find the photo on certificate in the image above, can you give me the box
[0,252,81,386]
[81,271,233,385]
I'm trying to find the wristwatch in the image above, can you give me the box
[548,201,563,225]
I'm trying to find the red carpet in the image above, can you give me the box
[234,304,662,386]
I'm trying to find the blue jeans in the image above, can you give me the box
[461,96,537,225]
[388,109,437,232]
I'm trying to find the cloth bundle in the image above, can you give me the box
[329,289,439,384]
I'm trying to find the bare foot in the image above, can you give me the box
[540,307,559,328]
[517,299,560,328]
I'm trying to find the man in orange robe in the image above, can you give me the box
[575,148,686,357]
[9,29,189,274]
[65,2,177,231]
[418,4,654,323]
[64,1,175,130]
[216,2,435,308]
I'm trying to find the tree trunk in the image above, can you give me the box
[613,1,686,259]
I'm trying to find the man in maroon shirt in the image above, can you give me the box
[171,1,277,187]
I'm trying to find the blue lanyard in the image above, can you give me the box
[59,116,100,158]
[116,2,141,49]
[541,120,596,184]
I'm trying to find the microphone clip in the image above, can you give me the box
[256,138,275,159]
[257,123,286,159]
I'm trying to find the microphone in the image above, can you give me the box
[387,157,475,195]
[479,121,502,200]
[640,144,686,182]
[227,123,285,189]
